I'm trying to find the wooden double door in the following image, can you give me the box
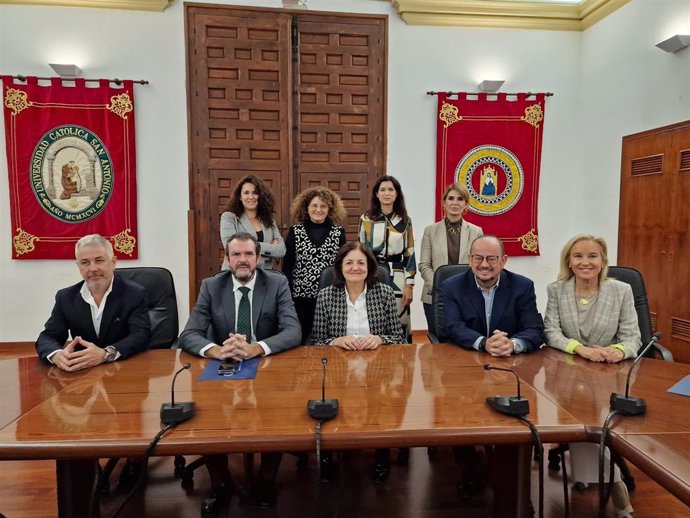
[618,120,690,362]
[185,4,387,302]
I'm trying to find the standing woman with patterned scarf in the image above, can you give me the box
[358,175,416,343]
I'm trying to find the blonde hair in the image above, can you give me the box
[557,234,609,282]
[442,182,471,203]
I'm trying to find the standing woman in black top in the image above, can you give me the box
[283,187,347,341]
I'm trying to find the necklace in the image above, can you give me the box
[575,291,598,305]
[445,218,462,235]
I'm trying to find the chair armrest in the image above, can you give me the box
[654,342,674,362]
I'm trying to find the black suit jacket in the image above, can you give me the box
[35,275,151,362]
[442,269,544,352]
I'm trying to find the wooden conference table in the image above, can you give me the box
[0,343,687,517]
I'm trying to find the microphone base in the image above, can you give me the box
[610,393,647,416]
[486,396,529,417]
[308,399,339,421]
[161,402,196,425]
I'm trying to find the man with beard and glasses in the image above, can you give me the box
[440,234,544,500]
[179,232,301,517]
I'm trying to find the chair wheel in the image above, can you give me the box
[573,482,588,491]
[547,450,561,472]
[180,472,194,491]
[174,456,187,477]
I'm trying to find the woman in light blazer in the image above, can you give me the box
[219,175,285,271]
[419,182,483,332]
[544,234,640,518]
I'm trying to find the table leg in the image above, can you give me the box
[491,444,532,518]
[56,459,100,518]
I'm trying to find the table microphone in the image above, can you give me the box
[308,357,339,421]
[609,332,662,416]
[483,364,530,417]
[161,363,196,425]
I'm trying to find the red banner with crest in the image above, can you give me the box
[2,76,138,259]
[435,92,546,256]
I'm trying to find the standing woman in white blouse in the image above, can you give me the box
[219,175,285,271]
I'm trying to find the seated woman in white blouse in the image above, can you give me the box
[311,241,404,483]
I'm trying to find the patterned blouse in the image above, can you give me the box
[284,223,345,299]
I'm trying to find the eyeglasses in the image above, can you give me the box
[470,255,501,265]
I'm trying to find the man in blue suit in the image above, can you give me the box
[442,235,545,498]
[442,235,544,355]
[36,234,151,370]
[179,232,301,517]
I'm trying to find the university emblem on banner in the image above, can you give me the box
[1,76,139,259]
[31,125,113,223]
[455,145,524,216]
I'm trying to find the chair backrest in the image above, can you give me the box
[115,267,179,349]
[430,264,471,342]
[318,265,392,290]
[607,266,655,358]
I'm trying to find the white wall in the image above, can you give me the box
[0,0,687,341]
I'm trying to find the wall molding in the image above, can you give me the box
[390,0,630,31]
[0,0,171,11]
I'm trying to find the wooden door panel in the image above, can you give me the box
[296,17,386,240]
[188,6,387,302]
[619,121,690,362]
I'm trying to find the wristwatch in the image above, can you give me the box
[103,345,117,363]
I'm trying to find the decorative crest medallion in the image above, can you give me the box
[107,93,133,119]
[4,88,32,116]
[439,102,462,128]
[113,229,136,256]
[521,104,543,128]
[518,229,539,253]
[13,229,39,256]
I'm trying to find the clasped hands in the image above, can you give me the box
[574,345,625,363]
[214,333,263,361]
[331,334,383,350]
[485,330,515,357]
[52,336,107,372]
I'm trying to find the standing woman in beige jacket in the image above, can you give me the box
[419,183,483,332]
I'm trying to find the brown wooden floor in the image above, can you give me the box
[1,338,688,518]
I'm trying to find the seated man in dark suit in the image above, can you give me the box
[441,235,544,498]
[179,232,301,517]
[442,235,544,355]
[36,233,151,370]
[35,233,151,493]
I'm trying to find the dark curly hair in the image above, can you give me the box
[365,175,409,224]
[290,186,347,225]
[226,175,276,227]
[332,242,380,289]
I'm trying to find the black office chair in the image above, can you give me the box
[427,264,470,343]
[98,267,180,493]
[607,266,672,361]
[114,267,179,349]
[548,266,673,494]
